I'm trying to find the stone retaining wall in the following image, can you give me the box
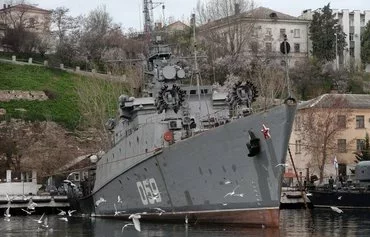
[0,90,48,102]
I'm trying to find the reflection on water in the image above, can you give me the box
[1,209,370,236]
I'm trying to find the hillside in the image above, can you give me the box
[0,61,128,178]
[0,62,126,130]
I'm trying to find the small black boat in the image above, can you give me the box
[307,161,370,209]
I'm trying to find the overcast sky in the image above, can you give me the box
[4,0,370,30]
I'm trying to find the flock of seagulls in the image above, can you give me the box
[2,193,76,231]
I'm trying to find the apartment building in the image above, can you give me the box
[288,94,370,182]
[198,7,311,67]
[0,3,51,36]
[301,9,370,67]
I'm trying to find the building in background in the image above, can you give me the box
[198,7,311,68]
[300,9,370,67]
[288,94,370,184]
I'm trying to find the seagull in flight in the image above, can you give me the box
[41,216,49,229]
[95,197,107,207]
[59,217,68,222]
[21,209,34,215]
[63,180,77,188]
[34,213,45,224]
[152,207,165,215]
[128,213,141,232]
[330,206,343,214]
[224,185,245,198]
[6,194,15,203]
[114,204,125,216]
[338,196,342,200]
[57,209,66,216]
[68,210,76,216]
[121,223,134,232]
[27,199,37,210]
[117,195,123,203]
[275,163,289,168]
[4,207,11,218]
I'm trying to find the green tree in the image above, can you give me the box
[361,21,370,64]
[355,133,370,163]
[309,3,347,62]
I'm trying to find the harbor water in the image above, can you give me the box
[1,209,370,237]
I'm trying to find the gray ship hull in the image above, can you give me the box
[73,101,296,227]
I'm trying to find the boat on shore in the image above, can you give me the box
[307,161,370,209]
[65,9,297,227]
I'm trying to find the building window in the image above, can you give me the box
[356,115,365,128]
[250,41,259,53]
[294,29,300,38]
[295,140,302,154]
[251,28,258,37]
[265,42,272,52]
[357,139,365,151]
[349,33,354,41]
[337,115,346,128]
[294,43,300,53]
[350,48,355,57]
[266,28,272,36]
[337,139,347,153]
[280,28,286,38]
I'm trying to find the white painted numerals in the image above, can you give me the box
[136,178,162,205]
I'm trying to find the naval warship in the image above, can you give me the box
[66,9,297,228]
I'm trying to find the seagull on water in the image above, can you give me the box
[4,207,11,218]
[128,213,141,232]
[330,206,343,214]
[21,209,34,215]
[121,223,134,232]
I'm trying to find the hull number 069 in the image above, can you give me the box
[136,178,162,205]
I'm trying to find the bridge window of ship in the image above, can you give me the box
[190,90,196,95]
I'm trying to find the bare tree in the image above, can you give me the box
[80,5,113,68]
[51,7,81,45]
[197,0,256,61]
[75,77,127,150]
[298,95,353,183]
[0,0,51,53]
[250,61,286,110]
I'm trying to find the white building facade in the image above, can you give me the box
[301,9,370,67]
[199,7,311,68]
